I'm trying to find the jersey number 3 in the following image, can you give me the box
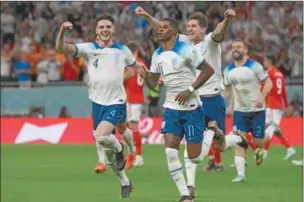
[276,78,282,95]
[93,59,99,69]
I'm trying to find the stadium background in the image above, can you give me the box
[1,1,303,202]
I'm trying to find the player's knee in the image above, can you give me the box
[96,135,112,148]
[189,153,204,164]
[165,148,179,163]
[116,123,127,134]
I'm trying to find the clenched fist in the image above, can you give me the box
[61,21,73,31]
[134,6,149,17]
[224,9,236,21]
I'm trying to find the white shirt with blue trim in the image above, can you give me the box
[179,33,223,96]
[75,42,136,106]
[150,39,205,111]
[223,59,269,112]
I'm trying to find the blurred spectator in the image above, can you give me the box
[58,106,71,118]
[47,50,62,82]
[287,93,303,117]
[13,52,31,88]
[63,55,80,81]
[36,51,49,84]
[1,43,13,81]
[1,5,16,44]
[276,49,293,77]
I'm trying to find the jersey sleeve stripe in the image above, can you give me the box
[126,60,136,67]
[260,75,269,82]
[74,45,79,57]
[196,60,205,70]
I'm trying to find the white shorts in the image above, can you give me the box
[127,103,143,122]
[266,108,283,125]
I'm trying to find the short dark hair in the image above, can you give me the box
[233,38,249,49]
[162,17,179,32]
[189,12,208,29]
[126,42,139,54]
[96,14,115,25]
[265,54,276,65]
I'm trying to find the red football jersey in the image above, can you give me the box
[261,67,288,109]
[124,57,146,104]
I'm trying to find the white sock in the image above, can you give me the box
[165,148,189,196]
[96,141,105,163]
[265,125,276,139]
[122,128,135,153]
[104,149,130,186]
[184,149,197,187]
[97,134,122,153]
[225,135,242,149]
[234,156,245,177]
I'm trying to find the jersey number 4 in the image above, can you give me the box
[93,59,99,69]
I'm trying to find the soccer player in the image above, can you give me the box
[55,14,146,198]
[141,18,215,202]
[124,42,146,169]
[223,39,273,182]
[262,54,296,160]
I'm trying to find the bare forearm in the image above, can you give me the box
[55,28,76,55]
[212,18,232,42]
[261,78,273,99]
[191,62,214,90]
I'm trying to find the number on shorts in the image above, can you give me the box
[137,74,144,86]
[276,78,282,95]
[93,59,99,69]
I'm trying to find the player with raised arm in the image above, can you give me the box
[262,54,296,160]
[124,42,146,169]
[223,39,273,182]
[55,14,146,198]
[141,17,215,202]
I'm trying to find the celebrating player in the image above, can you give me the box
[223,39,273,182]
[262,54,296,160]
[124,42,146,169]
[55,14,146,198]
[141,18,215,202]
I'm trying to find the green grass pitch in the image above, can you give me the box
[1,145,303,202]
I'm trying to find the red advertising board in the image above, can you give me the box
[0,117,302,145]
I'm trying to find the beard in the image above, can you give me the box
[233,51,244,61]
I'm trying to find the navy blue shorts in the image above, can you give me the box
[201,94,226,134]
[161,107,205,144]
[233,110,266,139]
[92,102,126,130]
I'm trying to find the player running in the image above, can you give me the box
[141,17,215,202]
[224,39,273,182]
[124,42,146,169]
[55,14,146,198]
[262,54,296,160]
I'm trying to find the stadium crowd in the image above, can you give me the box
[1,1,303,84]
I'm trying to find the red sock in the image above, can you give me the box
[264,138,272,151]
[214,149,222,165]
[278,135,291,149]
[246,133,258,151]
[133,131,142,155]
[208,142,215,160]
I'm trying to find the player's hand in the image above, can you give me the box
[61,21,73,31]
[138,65,149,79]
[224,9,236,21]
[175,90,192,105]
[254,97,264,109]
[135,6,150,17]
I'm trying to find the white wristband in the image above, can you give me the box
[188,86,195,92]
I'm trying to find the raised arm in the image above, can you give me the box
[135,6,161,30]
[55,21,77,55]
[211,9,235,42]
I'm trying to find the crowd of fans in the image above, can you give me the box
[1,2,303,84]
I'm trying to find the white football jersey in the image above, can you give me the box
[179,33,223,96]
[150,38,205,111]
[75,42,136,105]
[223,59,268,112]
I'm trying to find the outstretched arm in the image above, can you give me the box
[55,21,77,55]
[135,6,161,30]
[211,9,235,42]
